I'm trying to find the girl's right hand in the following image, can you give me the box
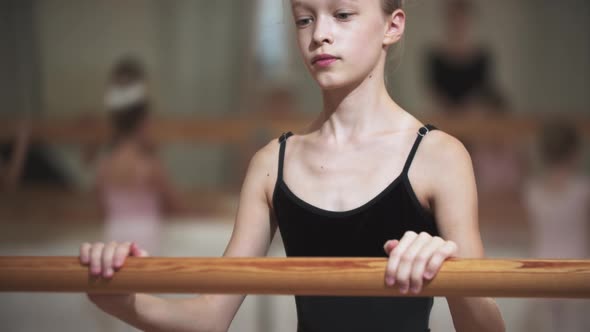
[80,241,149,279]
[79,241,149,304]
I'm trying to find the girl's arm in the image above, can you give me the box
[82,141,280,332]
[383,130,504,332]
[424,132,505,332]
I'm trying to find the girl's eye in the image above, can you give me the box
[335,12,353,20]
[296,17,313,27]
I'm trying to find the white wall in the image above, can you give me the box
[34,0,252,116]
[4,0,589,117]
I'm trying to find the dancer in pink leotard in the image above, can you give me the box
[96,57,184,254]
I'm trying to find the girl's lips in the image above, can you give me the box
[312,54,340,68]
[314,58,338,67]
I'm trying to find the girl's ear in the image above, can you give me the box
[383,9,406,46]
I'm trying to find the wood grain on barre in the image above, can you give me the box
[0,257,589,298]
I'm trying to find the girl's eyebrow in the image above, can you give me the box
[292,0,359,10]
[338,0,359,5]
[291,1,311,10]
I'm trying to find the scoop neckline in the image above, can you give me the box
[277,173,407,218]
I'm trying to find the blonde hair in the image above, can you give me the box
[381,0,404,14]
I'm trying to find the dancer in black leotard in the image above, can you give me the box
[78,1,505,331]
[274,125,439,331]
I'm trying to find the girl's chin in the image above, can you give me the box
[313,74,354,91]
[312,68,373,91]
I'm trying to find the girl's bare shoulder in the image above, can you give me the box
[413,129,474,187]
[420,129,471,165]
[243,138,284,196]
[251,138,282,169]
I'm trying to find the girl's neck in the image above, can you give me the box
[315,71,403,143]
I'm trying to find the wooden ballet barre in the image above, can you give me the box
[1,114,589,144]
[1,257,589,298]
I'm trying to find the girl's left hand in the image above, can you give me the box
[383,231,458,294]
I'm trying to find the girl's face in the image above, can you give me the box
[290,0,403,90]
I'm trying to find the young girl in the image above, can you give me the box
[95,57,185,254]
[80,1,505,331]
[524,121,589,332]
